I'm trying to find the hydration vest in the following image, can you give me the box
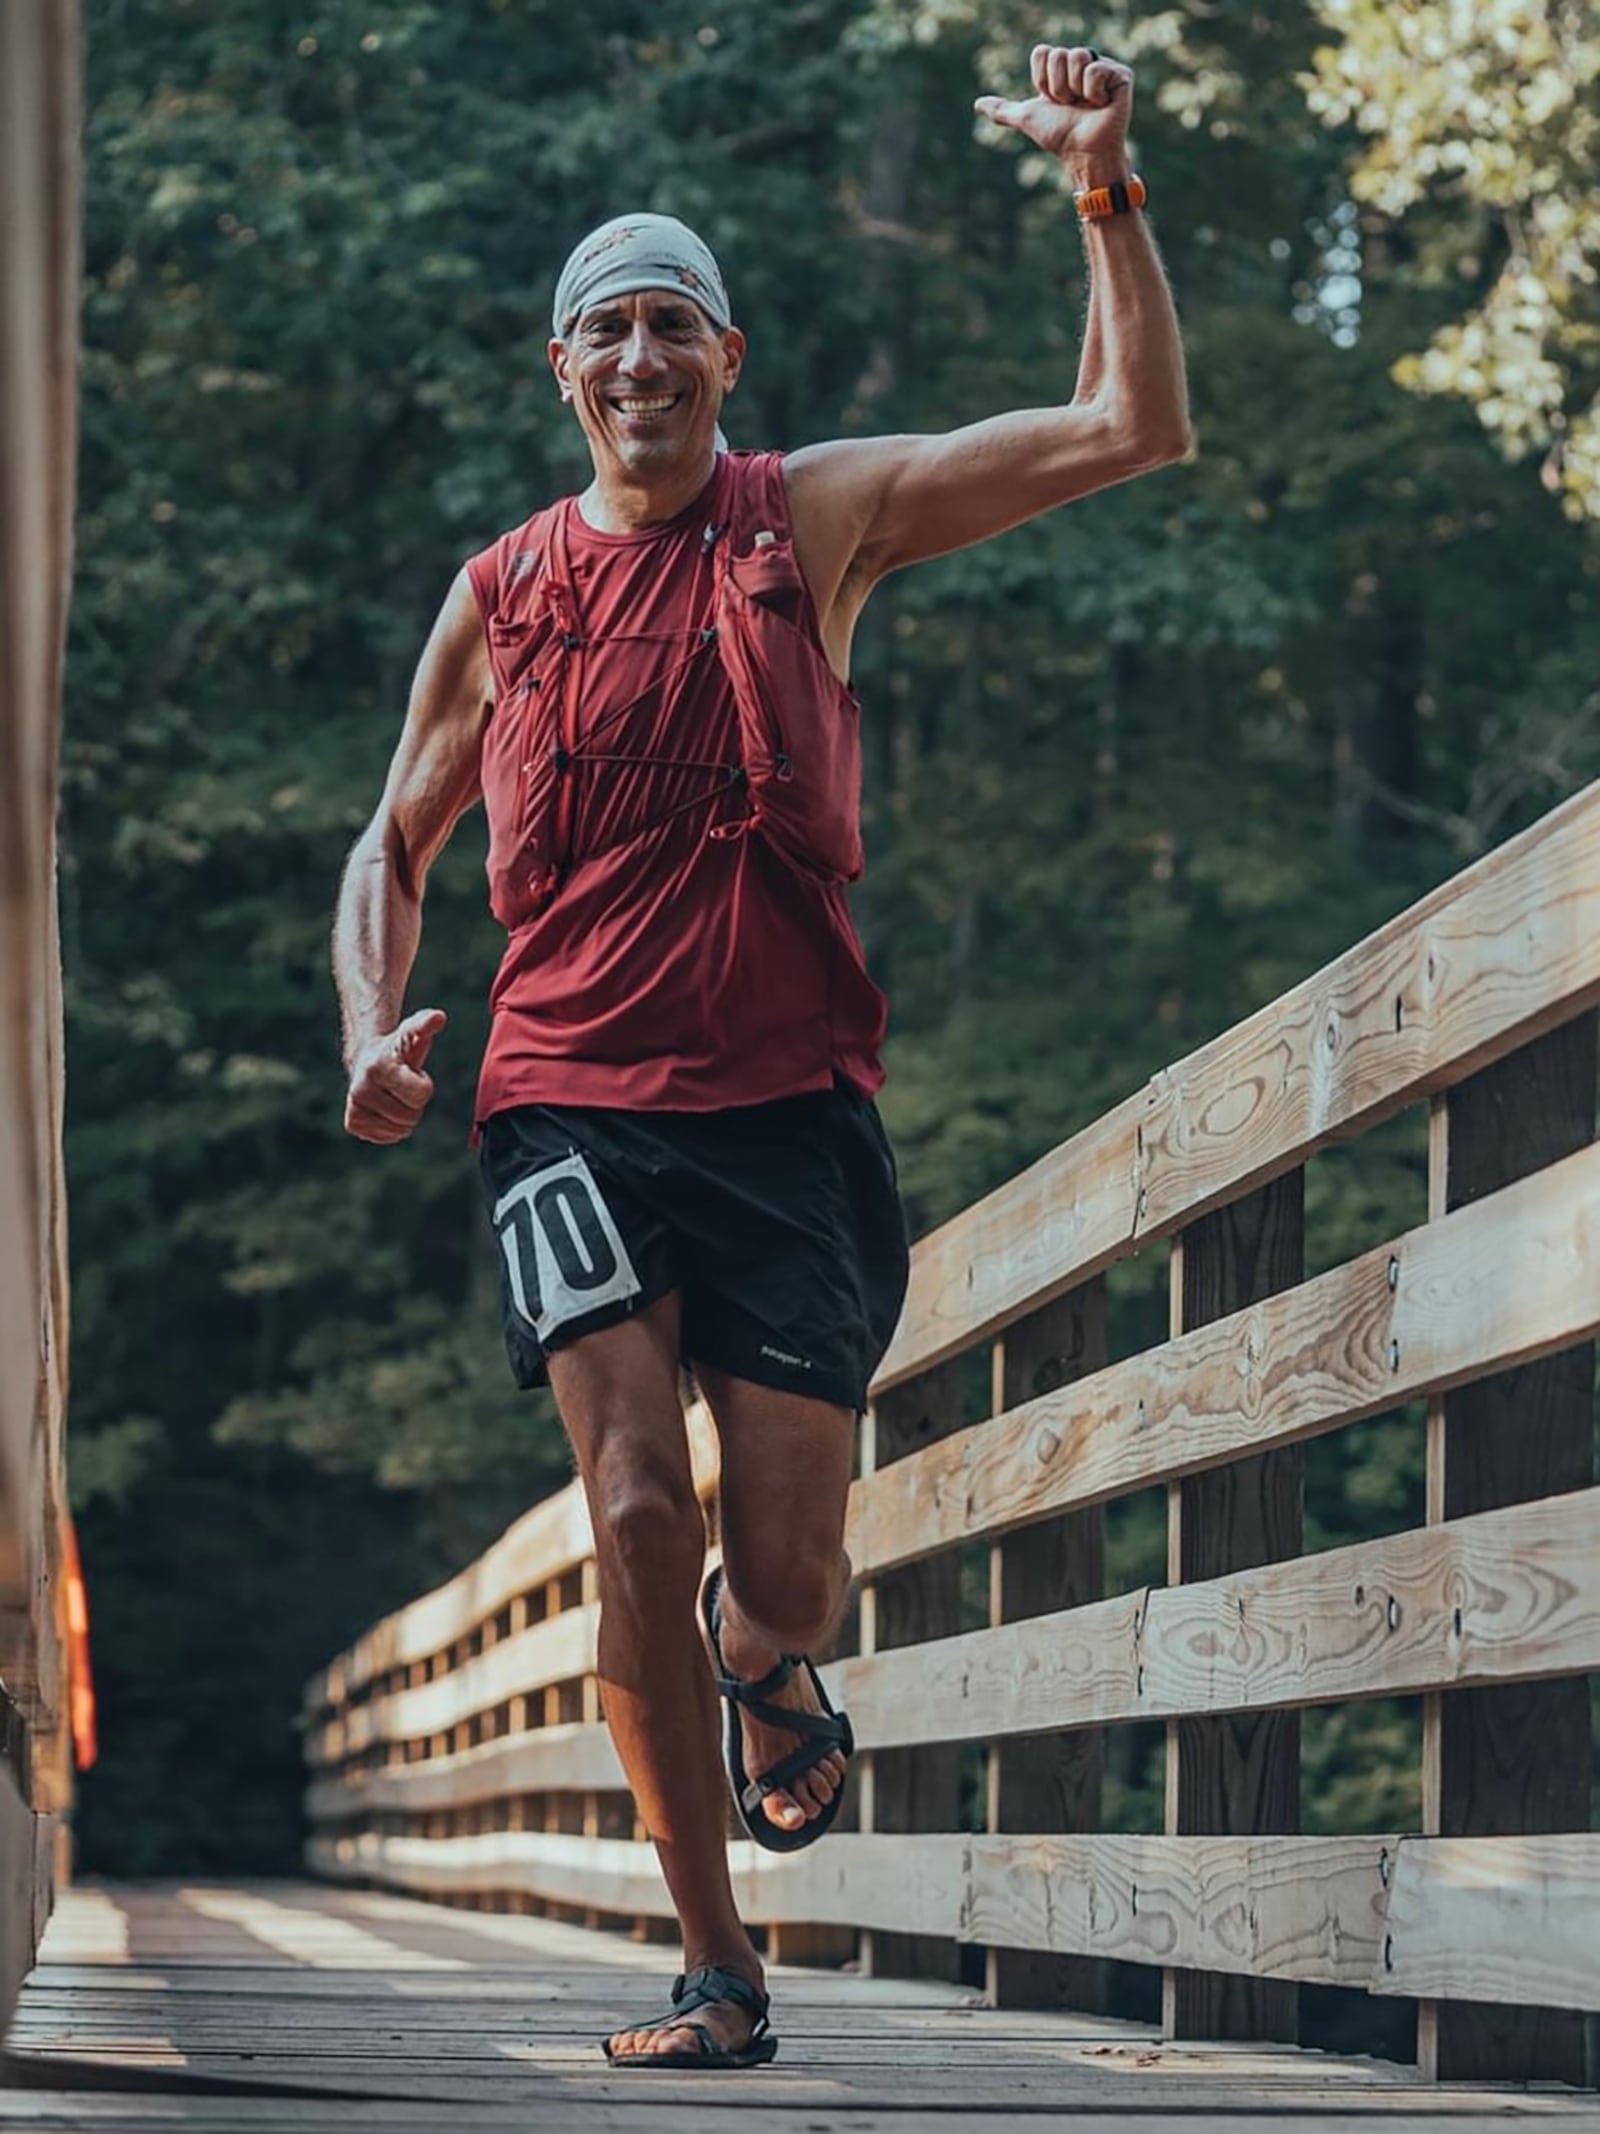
[479,451,864,908]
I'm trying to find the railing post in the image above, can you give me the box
[1163,1171,1305,2043]
[866,1359,967,1981]
[1419,1012,1596,2086]
[984,1282,1108,2012]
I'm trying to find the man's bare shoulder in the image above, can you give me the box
[781,436,913,624]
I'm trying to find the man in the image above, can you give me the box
[334,44,1189,2069]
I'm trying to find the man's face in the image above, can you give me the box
[549,291,745,478]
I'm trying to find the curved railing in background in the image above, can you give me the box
[305,779,1600,2085]
[0,0,82,2030]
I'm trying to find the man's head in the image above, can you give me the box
[548,214,745,481]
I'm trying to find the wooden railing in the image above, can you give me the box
[305,779,1600,2084]
[0,0,81,2029]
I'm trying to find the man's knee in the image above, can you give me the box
[590,1449,705,1605]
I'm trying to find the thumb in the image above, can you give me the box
[974,94,1032,131]
[394,1006,447,1069]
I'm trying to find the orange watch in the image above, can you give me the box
[1073,172,1148,221]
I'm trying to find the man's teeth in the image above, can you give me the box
[614,395,678,415]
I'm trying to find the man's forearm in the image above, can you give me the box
[1067,159,1189,457]
[333,827,423,1070]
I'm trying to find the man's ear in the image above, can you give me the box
[720,325,747,397]
[548,335,575,404]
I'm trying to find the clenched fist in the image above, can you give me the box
[975,43,1134,171]
[344,1007,447,1145]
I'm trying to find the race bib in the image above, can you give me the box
[491,1152,641,1343]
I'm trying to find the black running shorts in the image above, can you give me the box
[478,1079,911,1414]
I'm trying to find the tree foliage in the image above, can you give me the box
[69,0,1597,1873]
[1306,0,1600,523]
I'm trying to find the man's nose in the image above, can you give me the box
[618,325,668,376]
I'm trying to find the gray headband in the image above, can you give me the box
[552,213,731,337]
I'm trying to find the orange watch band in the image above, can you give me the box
[1073,172,1148,221]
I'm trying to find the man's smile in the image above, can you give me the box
[608,391,685,423]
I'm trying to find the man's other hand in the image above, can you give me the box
[344,1008,448,1144]
[975,44,1134,168]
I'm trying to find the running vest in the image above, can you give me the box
[466,451,887,1120]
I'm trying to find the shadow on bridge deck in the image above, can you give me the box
[1,1884,1591,2132]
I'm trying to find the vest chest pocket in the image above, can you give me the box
[717,537,864,886]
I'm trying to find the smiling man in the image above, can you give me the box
[333,45,1189,2070]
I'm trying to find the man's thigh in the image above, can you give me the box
[547,1290,694,1498]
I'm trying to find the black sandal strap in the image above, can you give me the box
[732,1693,843,1740]
[713,1653,798,1705]
[672,1965,770,2027]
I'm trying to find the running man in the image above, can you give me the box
[334,44,1188,2069]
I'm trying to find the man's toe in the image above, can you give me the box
[765,1789,805,1829]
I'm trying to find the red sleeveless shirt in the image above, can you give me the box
[465,452,887,1123]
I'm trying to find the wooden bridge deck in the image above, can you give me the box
[1,1885,1593,2132]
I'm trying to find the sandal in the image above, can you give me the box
[701,1565,854,1855]
[601,1963,778,2068]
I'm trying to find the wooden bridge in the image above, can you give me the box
[4,6,1600,2126]
[7,779,1597,2129]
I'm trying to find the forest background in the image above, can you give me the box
[67,0,1600,1896]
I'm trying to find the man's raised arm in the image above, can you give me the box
[333,568,490,1144]
[787,43,1190,613]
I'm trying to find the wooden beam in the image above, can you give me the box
[865,1361,967,1983]
[985,1285,1107,2013]
[1376,1835,1600,2014]
[826,1485,1600,1748]
[307,1827,1394,1988]
[305,1606,599,1765]
[303,1486,595,1719]
[848,1138,1600,1579]
[1431,1016,1597,2087]
[304,1721,623,1823]
[874,780,1600,1392]
[306,1404,724,1721]
[1166,1174,1304,2046]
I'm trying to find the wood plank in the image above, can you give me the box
[828,1484,1600,1749]
[15,1886,1600,2130]
[1376,1835,1600,2015]
[987,1285,1107,2014]
[305,1407,720,1720]
[865,1363,967,1982]
[305,1723,622,1822]
[874,779,1600,1391]
[306,1608,598,1765]
[1431,1017,1596,2087]
[2,1760,39,2019]
[302,1486,592,1720]
[307,1829,1394,1988]
[2,2109,1591,2134]
[1166,1177,1304,2046]
[848,1136,1600,1579]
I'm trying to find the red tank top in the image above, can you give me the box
[465,452,887,1122]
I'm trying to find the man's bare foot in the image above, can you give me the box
[605,1955,768,2062]
[715,1594,848,1836]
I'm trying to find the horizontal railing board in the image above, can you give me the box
[304,1722,623,1822]
[1375,1836,1600,2014]
[306,1404,722,1719]
[307,1829,1394,1987]
[874,779,1600,1390]
[850,1138,1600,1578]
[302,1485,592,1722]
[305,1607,599,1768]
[305,1484,1600,1804]
[828,1486,1600,1751]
